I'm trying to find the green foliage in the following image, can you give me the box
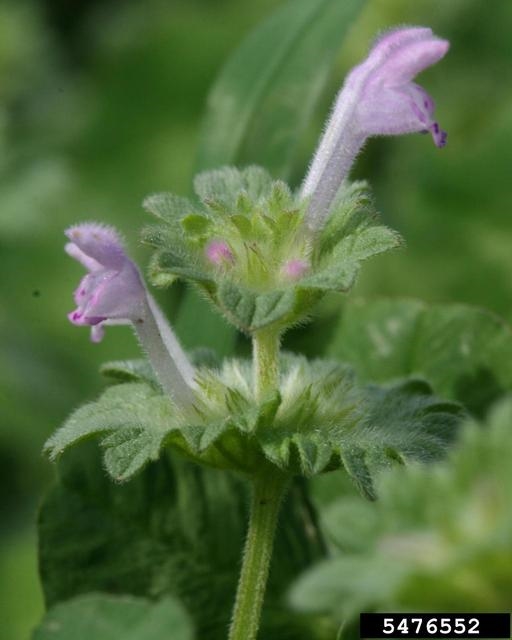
[290,397,512,619]
[327,298,512,416]
[33,593,193,640]
[338,379,462,500]
[100,360,157,385]
[144,169,400,334]
[45,356,462,496]
[38,444,326,640]
[196,0,365,178]
[44,383,178,481]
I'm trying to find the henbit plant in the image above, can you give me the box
[44,27,456,640]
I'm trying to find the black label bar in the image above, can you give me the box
[359,613,511,638]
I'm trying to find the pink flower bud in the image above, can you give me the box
[281,259,309,281]
[205,240,234,266]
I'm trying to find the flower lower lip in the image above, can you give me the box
[68,310,106,325]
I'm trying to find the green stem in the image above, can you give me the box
[228,471,288,640]
[228,327,283,639]
[252,328,280,399]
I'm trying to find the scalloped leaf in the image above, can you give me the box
[316,181,376,253]
[257,376,462,493]
[216,282,299,332]
[172,357,462,488]
[144,172,397,336]
[194,166,274,211]
[143,193,198,226]
[46,355,463,489]
[149,247,213,286]
[303,219,403,292]
[44,383,179,481]
[339,379,463,499]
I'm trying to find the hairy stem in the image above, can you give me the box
[252,328,280,399]
[228,471,288,640]
[228,327,285,639]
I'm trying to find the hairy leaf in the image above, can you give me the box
[217,283,300,332]
[100,360,157,385]
[44,383,179,481]
[143,193,198,228]
[46,353,462,491]
[146,171,398,335]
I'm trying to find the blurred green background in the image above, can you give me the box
[1,0,512,638]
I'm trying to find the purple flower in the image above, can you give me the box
[302,27,449,228]
[66,223,195,404]
[66,224,145,342]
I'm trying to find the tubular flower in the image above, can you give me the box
[302,27,449,229]
[66,223,195,404]
[66,224,145,341]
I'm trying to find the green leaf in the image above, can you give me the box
[149,248,212,286]
[327,299,512,416]
[303,191,403,292]
[139,223,171,249]
[172,356,462,484]
[316,181,375,255]
[230,214,253,238]
[100,360,156,385]
[341,379,463,499]
[44,383,179,481]
[146,176,397,337]
[180,420,231,454]
[258,368,462,492]
[194,166,274,210]
[339,446,375,501]
[47,353,461,488]
[33,593,193,640]
[181,213,211,237]
[217,282,298,332]
[38,445,326,640]
[196,0,365,178]
[291,398,512,618]
[143,193,197,227]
